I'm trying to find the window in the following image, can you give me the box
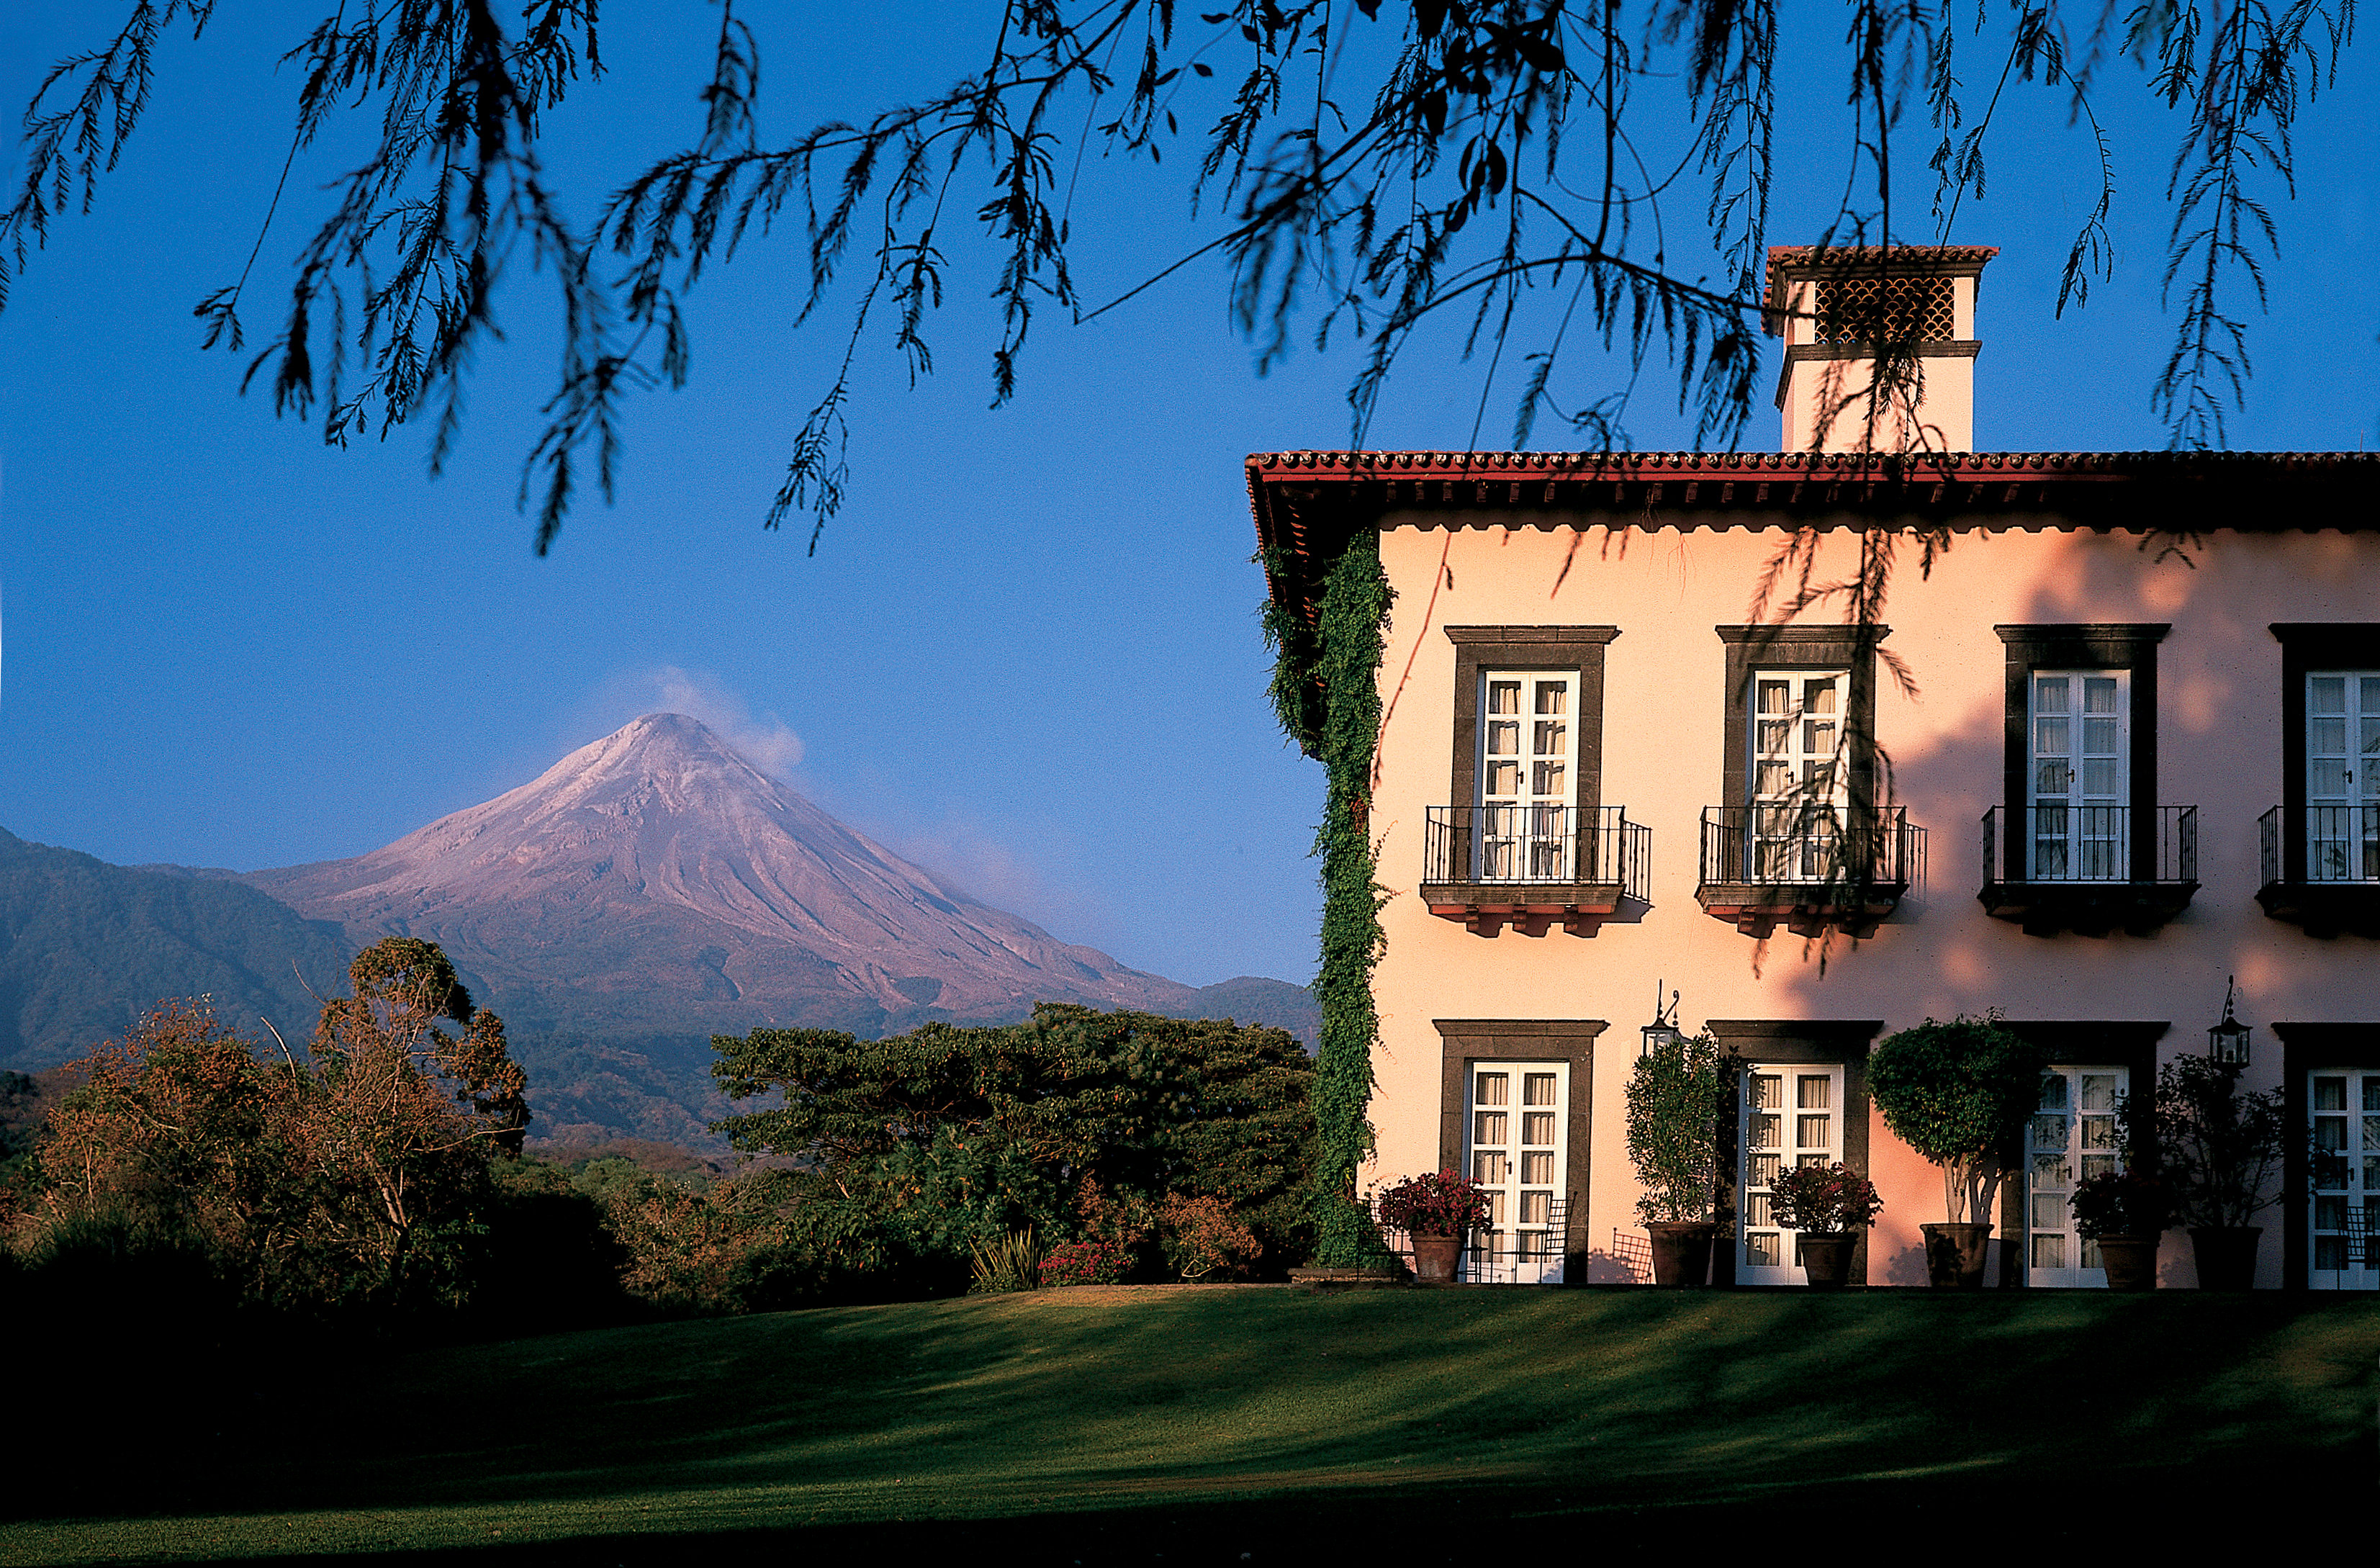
[2027,670,2130,880]
[1477,670,1577,880]
[2024,1065,2129,1285]
[2304,674,2380,879]
[1702,628,1916,933]
[1464,1063,1569,1284]
[1995,1021,2167,1289]
[2308,1071,2380,1287]
[1749,669,1849,882]
[1706,1019,1880,1287]
[1430,628,1644,930]
[1738,1063,1847,1284]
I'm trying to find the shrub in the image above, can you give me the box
[1768,1163,1883,1233]
[1157,1194,1261,1280]
[2136,1057,2293,1229]
[1626,1031,1725,1223]
[1374,1169,1489,1235]
[1040,1238,1133,1286]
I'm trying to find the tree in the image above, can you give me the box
[711,1003,1315,1272]
[2,3,2355,554]
[1624,1029,1726,1223]
[1867,1014,2039,1225]
[9,937,532,1315]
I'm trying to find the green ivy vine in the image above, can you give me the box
[1263,533,1393,1266]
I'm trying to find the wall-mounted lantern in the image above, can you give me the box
[1641,981,1684,1058]
[2207,976,2253,1066]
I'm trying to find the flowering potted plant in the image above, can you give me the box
[1767,1163,1883,1289]
[1375,1170,1490,1284]
[2068,1168,2174,1292]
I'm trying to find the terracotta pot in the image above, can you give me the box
[2093,1234,2159,1292]
[2188,1225,2263,1291]
[1797,1233,1857,1289]
[1646,1221,1716,1287]
[1410,1232,1461,1284]
[1921,1222,1992,1289]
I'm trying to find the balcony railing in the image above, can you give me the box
[2255,806,2380,939]
[1423,805,1650,902]
[1981,806,2197,886]
[1696,805,1922,891]
[2260,805,2380,885]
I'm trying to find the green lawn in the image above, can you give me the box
[7,1285,2373,1562]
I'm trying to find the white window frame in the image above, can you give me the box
[2304,672,2380,883]
[1745,668,1850,884]
[2309,1068,2380,1290]
[2024,1065,2129,1287]
[1736,1063,1847,1285]
[1462,1061,1568,1285]
[2027,670,2131,881]
[1476,670,1579,883]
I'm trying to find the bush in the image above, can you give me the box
[968,1229,1042,1294]
[1040,1238,1133,1286]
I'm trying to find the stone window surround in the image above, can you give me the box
[1444,626,1621,814]
[1432,1019,1604,1277]
[1993,623,2170,878]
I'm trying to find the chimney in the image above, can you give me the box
[1766,244,1998,454]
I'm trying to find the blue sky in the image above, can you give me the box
[1,4,2374,989]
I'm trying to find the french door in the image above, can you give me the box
[1478,672,1577,881]
[2305,673,2380,881]
[1747,670,1848,882]
[1737,1063,1846,1285]
[1464,1062,1568,1284]
[2029,671,2129,880]
[2309,1071,2379,1289]
[2025,1065,2127,1287]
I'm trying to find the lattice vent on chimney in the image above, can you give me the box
[1813,275,1955,345]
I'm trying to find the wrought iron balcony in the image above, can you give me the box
[2255,806,2380,938]
[1980,805,2199,937]
[1420,805,1649,937]
[1692,805,1921,938]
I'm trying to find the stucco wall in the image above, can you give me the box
[1363,516,2380,1289]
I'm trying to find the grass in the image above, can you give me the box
[6,1284,2374,1562]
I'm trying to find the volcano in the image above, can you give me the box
[243,714,1216,1039]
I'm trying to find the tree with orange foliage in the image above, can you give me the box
[12,937,531,1315]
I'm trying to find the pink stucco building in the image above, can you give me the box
[1249,244,2379,1289]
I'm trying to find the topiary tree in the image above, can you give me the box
[1869,1015,2040,1225]
[1625,1032,1726,1225]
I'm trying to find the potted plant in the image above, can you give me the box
[2068,1168,2174,1291]
[1626,1030,1726,1286]
[2134,1055,2291,1289]
[1869,1015,2039,1289]
[1767,1163,1883,1289]
[1375,1170,1489,1284]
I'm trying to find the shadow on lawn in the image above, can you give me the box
[15,1288,2376,1553]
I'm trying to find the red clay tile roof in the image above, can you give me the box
[1245,448,2380,624]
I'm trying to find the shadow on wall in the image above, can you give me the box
[1749,524,2380,1289]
